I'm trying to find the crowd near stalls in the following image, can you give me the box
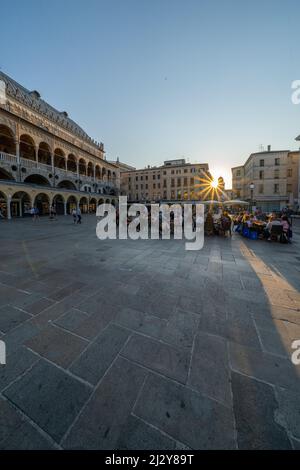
[202,199,294,244]
[112,200,293,244]
[231,209,293,243]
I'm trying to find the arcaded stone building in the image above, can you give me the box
[0,72,120,218]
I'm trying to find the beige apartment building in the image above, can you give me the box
[231,165,245,200]
[231,146,300,212]
[120,158,211,202]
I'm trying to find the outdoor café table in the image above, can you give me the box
[252,221,266,228]
[252,221,266,236]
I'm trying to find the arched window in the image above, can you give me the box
[54,148,66,169]
[38,142,51,166]
[20,134,36,161]
[67,154,77,172]
[0,125,16,154]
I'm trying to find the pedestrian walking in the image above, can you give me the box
[76,207,82,224]
[72,208,77,224]
[31,206,39,221]
[52,205,57,220]
[34,207,40,221]
[49,204,57,221]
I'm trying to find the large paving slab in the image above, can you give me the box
[0,215,299,449]
[134,373,236,449]
[231,372,292,449]
[121,333,190,384]
[3,359,92,442]
[0,397,55,450]
[63,357,147,449]
[69,323,130,384]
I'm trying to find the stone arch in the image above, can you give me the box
[0,190,7,218]
[109,188,117,196]
[79,158,86,176]
[38,142,52,166]
[102,167,106,178]
[57,180,77,190]
[107,170,111,181]
[105,198,110,204]
[52,193,65,215]
[95,165,101,179]
[79,196,88,214]
[34,193,50,215]
[0,124,16,154]
[98,198,104,205]
[89,197,97,213]
[24,174,51,186]
[87,162,94,177]
[67,154,77,173]
[0,190,7,200]
[81,184,92,193]
[66,195,78,214]
[11,191,32,217]
[0,168,15,181]
[20,134,36,161]
[54,148,66,169]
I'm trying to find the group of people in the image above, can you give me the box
[28,205,82,224]
[204,209,232,237]
[203,207,293,244]
[233,210,293,243]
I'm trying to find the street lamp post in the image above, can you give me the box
[249,183,255,211]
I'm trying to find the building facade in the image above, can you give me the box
[231,147,300,212]
[120,159,211,202]
[0,72,120,218]
[231,165,245,199]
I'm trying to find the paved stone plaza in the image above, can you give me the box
[0,215,300,450]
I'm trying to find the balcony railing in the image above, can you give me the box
[0,151,18,165]
[20,158,53,173]
[55,167,77,179]
[1,152,118,188]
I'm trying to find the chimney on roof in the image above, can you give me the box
[267,145,271,152]
[30,90,41,99]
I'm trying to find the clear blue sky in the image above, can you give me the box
[1,0,300,186]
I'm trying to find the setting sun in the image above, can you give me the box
[210,180,219,189]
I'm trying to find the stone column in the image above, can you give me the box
[35,145,38,164]
[7,195,11,220]
[19,201,23,217]
[15,140,20,164]
[51,153,54,173]
[64,201,67,216]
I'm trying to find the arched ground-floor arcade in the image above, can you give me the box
[0,182,118,219]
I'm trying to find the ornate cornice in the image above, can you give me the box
[0,71,104,152]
